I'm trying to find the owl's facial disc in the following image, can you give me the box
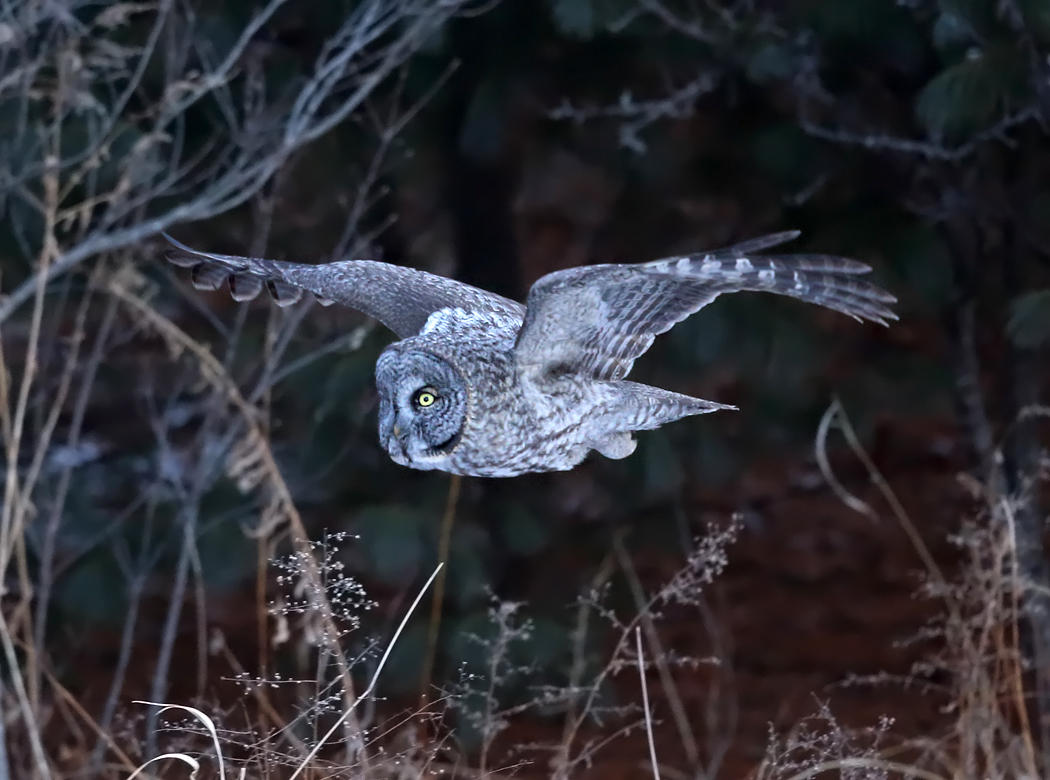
[375,348,467,471]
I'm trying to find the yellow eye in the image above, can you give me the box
[415,388,437,407]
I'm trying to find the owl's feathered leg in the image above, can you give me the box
[591,381,736,459]
[594,432,637,460]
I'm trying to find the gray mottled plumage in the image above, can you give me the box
[164,231,896,477]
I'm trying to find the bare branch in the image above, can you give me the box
[0,0,472,324]
[549,73,720,154]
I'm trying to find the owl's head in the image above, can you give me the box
[375,347,468,471]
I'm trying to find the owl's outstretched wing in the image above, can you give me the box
[513,231,897,381]
[164,234,525,339]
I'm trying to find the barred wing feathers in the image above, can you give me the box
[514,231,897,381]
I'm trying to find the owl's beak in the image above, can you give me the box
[387,419,412,464]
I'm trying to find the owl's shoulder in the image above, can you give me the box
[420,306,521,343]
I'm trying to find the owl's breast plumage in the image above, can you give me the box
[452,364,599,477]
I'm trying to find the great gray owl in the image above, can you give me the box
[165,232,895,477]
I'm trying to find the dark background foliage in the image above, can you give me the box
[2,0,1048,776]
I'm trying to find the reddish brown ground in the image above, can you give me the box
[442,414,967,779]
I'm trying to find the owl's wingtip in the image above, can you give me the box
[161,231,193,252]
[162,232,207,267]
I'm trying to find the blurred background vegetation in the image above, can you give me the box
[1,0,1048,776]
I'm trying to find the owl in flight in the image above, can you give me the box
[165,232,895,477]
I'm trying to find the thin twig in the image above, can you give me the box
[0,610,50,779]
[146,514,198,756]
[614,533,701,772]
[780,757,947,780]
[824,399,947,585]
[34,283,118,688]
[999,498,1041,779]
[290,561,444,779]
[555,551,615,775]
[814,400,877,521]
[635,627,661,780]
[420,473,462,699]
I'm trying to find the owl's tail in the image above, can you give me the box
[591,381,732,460]
[607,381,736,431]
